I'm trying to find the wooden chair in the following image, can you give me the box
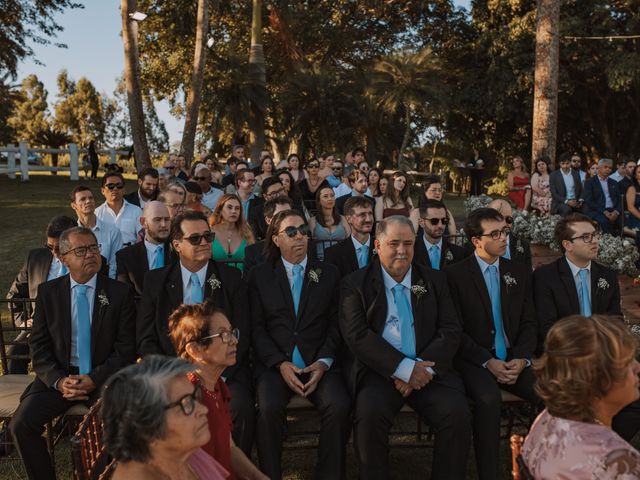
[510,434,534,480]
[71,399,110,480]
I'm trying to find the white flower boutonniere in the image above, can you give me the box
[308,268,322,284]
[411,280,428,299]
[98,291,109,307]
[597,278,610,290]
[503,273,517,291]
[445,250,454,262]
[207,274,222,290]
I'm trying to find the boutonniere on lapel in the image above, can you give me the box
[308,268,322,284]
[207,273,222,290]
[597,278,610,291]
[516,239,524,254]
[372,248,378,256]
[503,273,517,292]
[445,250,454,262]
[98,290,109,308]
[410,279,428,299]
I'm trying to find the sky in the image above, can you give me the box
[17,0,472,146]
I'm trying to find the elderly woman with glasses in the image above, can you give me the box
[102,355,230,479]
[168,302,268,480]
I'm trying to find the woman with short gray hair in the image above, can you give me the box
[102,355,229,479]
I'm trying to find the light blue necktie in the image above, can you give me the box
[503,243,511,260]
[59,263,68,277]
[392,284,416,359]
[488,265,507,360]
[189,273,203,304]
[75,285,92,375]
[578,269,592,316]
[152,245,164,269]
[358,245,369,268]
[291,264,305,368]
[429,245,441,270]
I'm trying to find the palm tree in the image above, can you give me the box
[34,126,71,173]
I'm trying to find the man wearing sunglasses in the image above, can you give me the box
[11,226,136,480]
[249,210,350,480]
[137,210,254,455]
[413,199,467,271]
[488,199,532,269]
[193,165,224,211]
[325,159,351,197]
[446,208,537,480]
[95,172,143,247]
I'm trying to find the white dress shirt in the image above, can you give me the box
[597,176,614,209]
[201,186,224,210]
[565,256,592,307]
[180,262,208,304]
[333,182,351,198]
[95,200,142,247]
[80,218,122,279]
[610,171,624,183]
[69,274,97,368]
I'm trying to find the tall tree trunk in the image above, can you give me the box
[180,0,209,166]
[531,0,560,169]
[399,105,412,171]
[248,0,267,166]
[121,0,151,171]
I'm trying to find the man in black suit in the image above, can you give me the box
[335,169,375,215]
[413,199,466,271]
[340,215,471,480]
[136,210,254,454]
[10,227,136,480]
[116,200,174,297]
[446,208,538,480]
[248,177,286,240]
[243,196,293,276]
[325,196,375,278]
[249,210,350,480]
[123,167,159,208]
[235,168,263,223]
[488,199,532,268]
[549,153,584,215]
[583,158,621,234]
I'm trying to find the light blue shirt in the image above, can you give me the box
[610,171,624,183]
[47,257,66,281]
[565,256,592,307]
[180,262,208,304]
[81,218,122,279]
[474,254,510,349]
[561,169,576,200]
[240,193,256,219]
[144,239,164,270]
[201,186,224,210]
[422,237,442,265]
[598,176,613,209]
[350,235,371,259]
[69,274,96,368]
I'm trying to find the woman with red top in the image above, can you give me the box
[507,156,531,210]
[169,301,268,480]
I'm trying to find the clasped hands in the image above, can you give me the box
[57,375,96,400]
[486,358,526,384]
[279,361,328,397]
[394,360,435,398]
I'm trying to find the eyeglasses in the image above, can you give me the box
[427,188,443,194]
[504,216,514,225]
[307,163,319,169]
[332,167,343,171]
[478,228,511,240]
[267,188,285,197]
[164,384,202,416]
[423,217,449,226]
[45,243,60,254]
[104,183,124,190]
[279,224,311,238]
[182,231,215,245]
[193,176,210,182]
[198,328,240,345]
[569,231,601,244]
[61,244,101,257]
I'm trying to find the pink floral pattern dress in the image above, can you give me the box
[521,409,640,479]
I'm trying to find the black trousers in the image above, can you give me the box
[613,400,640,442]
[457,359,538,480]
[353,371,471,480]
[255,368,351,480]
[226,367,256,456]
[8,331,29,374]
[10,377,90,480]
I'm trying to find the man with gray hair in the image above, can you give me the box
[583,158,621,234]
[11,226,136,480]
[339,215,471,479]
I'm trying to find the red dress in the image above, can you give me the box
[508,175,529,210]
[188,373,235,480]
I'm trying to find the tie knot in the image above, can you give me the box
[157,245,163,253]
[75,284,88,295]
[430,245,438,252]
[293,264,304,275]
[392,284,404,295]
[190,272,201,286]
[579,268,588,279]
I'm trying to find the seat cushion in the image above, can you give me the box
[0,374,34,417]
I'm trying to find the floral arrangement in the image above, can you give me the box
[596,234,640,277]
[463,195,494,215]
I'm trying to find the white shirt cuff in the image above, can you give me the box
[393,358,416,383]
[318,357,333,370]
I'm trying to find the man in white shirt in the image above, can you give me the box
[193,166,223,210]
[95,172,142,247]
[550,154,584,216]
[609,159,627,182]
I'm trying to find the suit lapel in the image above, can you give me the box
[275,260,297,324]
[344,239,359,273]
[139,242,150,272]
[558,258,581,313]
[410,268,425,343]
[60,276,72,363]
[91,275,107,353]
[468,258,493,328]
[498,262,511,337]
[297,261,314,324]
[38,250,54,284]
[166,263,184,307]
[439,242,448,269]
[590,262,603,312]
[368,263,388,332]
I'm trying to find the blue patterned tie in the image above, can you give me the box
[488,265,507,360]
[189,273,203,304]
[429,245,441,270]
[358,245,369,268]
[75,285,92,375]
[579,269,592,316]
[392,284,416,359]
[291,264,305,368]
[152,245,164,269]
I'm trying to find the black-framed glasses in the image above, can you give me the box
[423,217,449,226]
[569,231,601,244]
[332,167,343,171]
[164,384,202,416]
[104,183,124,190]
[504,216,514,225]
[61,244,101,257]
[183,231,215,245]
[45,243,60,254]
[279,224,311,238]
[198,328,240,345]
[267,188,285,198]
[479,228,511,240]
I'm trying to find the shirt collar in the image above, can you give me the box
[70,273,98,290]
[381,265,412,291]
[281,255,308,276]
[565,256,591,278]
[144,239,163,252]
[474,252,500,274]
[422,235,442,251]
[179,262,208,289]
[351,235,370,250]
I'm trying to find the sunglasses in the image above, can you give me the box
[332,167,343,171]
[164,384,202,416]
[45,243,60,254]
[165,166,175,170]
[183,231,215,245]
[423,217,449,226]
[104,183,124,190]
[307,163,319,169]
[193,176,210,182]
[279,224,311,238]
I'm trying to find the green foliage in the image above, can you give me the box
[8,74,49,143]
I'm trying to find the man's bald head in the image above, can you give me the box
[488,199,513,217]
[141,200,171,244]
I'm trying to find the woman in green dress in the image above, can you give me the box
[209,194,255,270]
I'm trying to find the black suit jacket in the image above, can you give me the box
[533,257,622,343]
[248,258,342,375]
[115,241,175,296]
[28,274,136,391]
[243,240,265,277]
[136,260,250,380]
[412,236,467,271]
[339,260,462,395]
[549,169,583,213]
[124,190,141,207]
[247,198,267,240]
[335,193,375,215]
[584,175,621,215]
[324,236,375,278]
[446,255,537,366]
